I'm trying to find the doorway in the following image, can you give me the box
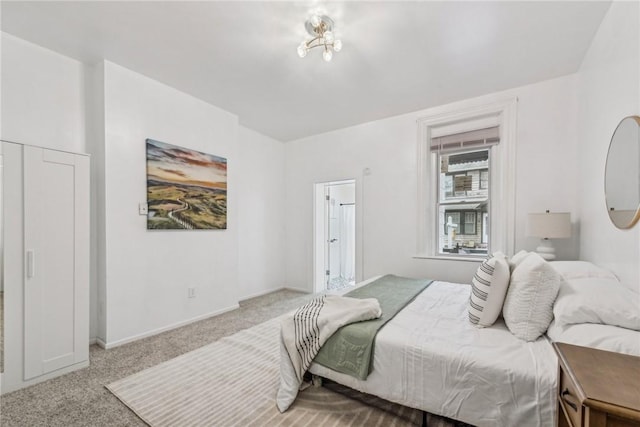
[314,180,356,293]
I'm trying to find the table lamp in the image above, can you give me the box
[526,211,571,260]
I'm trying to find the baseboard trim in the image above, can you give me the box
[282,286,311,294]
[238,286,310,302]
[100,304,240,350]
[238,287,281,301]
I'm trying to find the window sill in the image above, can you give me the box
[412,255,485,263]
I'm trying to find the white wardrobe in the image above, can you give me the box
[2,141,90,393]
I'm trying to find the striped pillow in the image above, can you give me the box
[469,253,511,327]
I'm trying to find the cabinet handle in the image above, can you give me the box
[26,250,35,278]
[561,388,578,411]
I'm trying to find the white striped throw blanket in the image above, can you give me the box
[276,294,382,412]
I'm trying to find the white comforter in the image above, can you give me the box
[309,280,558,427]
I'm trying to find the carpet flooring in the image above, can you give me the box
[0,291,3,373]
[107,317,422,427]
[1,289,466,427]
[0,290,312,426]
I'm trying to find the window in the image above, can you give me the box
[416,97,517,259]
[480,170,489,189]
[464,211,477,234]
[435,133,494,256]
[442,210,477,235]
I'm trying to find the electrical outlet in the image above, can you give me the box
[188,287,196,298]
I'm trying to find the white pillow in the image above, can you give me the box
[549,261,618,281]
[468,252,510,327]
[503,252,562,341]
[553,277,640,330]
[508,250,529,272]
[547,320,640,356]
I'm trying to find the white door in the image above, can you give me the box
[327,187,340,286]
[325,181,356,290]
[23,146,89,380]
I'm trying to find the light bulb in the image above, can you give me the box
[333,39,342,52]
[297,43,307,58]
[310,14,321,28]
[323,49,333,62]
[324,31,334,43]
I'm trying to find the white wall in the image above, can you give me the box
[99,62,240,346]
[1,33,85,153]
[0,34,98,339]
[576,1,640,292]
[285,75,579,291]
[237,126,286,300]
[1,33,291,349]
[1,35,107,344]
[1,34,93,389]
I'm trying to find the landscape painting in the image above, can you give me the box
[146,139,227,230]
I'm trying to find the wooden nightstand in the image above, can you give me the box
[554,342,640,427]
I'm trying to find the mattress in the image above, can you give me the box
[309,280,558,427]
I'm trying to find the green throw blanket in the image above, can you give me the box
[313,274,432,380]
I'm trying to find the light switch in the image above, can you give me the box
[139,203,148,215]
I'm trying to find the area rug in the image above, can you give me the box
[107,316,457,427]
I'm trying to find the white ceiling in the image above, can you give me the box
[1,1,611,142]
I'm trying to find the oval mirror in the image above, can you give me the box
[605,116,640,229]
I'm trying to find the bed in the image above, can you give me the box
[310,278,557,427]
[279,257,640,427]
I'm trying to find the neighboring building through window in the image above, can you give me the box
[431,127,499,257]
[437,146,491,255]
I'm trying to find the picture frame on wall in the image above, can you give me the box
[146,138,227,230]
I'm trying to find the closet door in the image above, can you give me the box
[23,146,89,380]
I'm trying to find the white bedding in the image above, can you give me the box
[309,280,558,427]
[547,320,640,356]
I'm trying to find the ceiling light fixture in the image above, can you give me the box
[297,14,342,62]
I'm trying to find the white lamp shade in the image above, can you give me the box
[526,212,571,239]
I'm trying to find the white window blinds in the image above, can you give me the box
[431,126,500,152]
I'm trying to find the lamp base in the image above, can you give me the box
[535,240,556,260]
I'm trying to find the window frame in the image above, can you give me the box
[416,97,517,260]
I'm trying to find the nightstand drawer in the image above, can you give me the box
[559,368,583,427]
[554,343,640,427]
[602,413,640,427]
